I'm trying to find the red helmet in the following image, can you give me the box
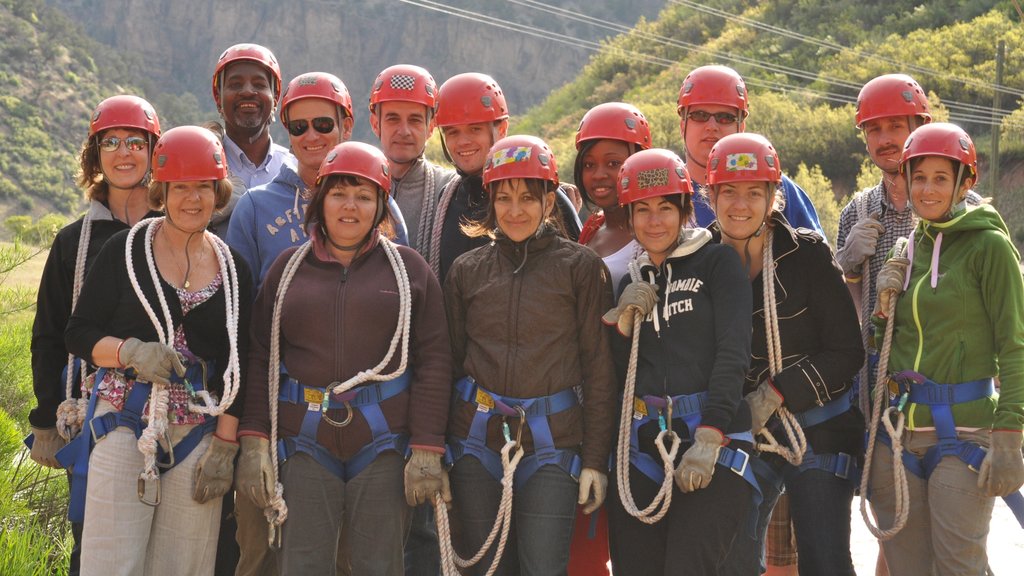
[575,102,651,151]
[617,148,693,206]
[677,65,749,118]
[899,122,977,180]
[152,126,228,183]
[855,74,931,129]
[707,133,782,186]
[89,95,161,138]
[369,64,437,114]
[434,73,509,128]
[212,43,283,104]
[482,135,558,188]
[279,72,353,123]
[316,141,392,194]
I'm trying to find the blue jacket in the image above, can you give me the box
[227,163,408,288]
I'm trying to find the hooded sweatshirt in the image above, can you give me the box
[882,204,1024,432]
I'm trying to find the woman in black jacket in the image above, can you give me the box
[707,133,863,576]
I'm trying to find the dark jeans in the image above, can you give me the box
[451,457,578,576]
[404,504,440,576]
[783,466,855,576]
[722,457,856,576]
[608,461,753,576]
[67,473,82,576]
[720,457,785,576]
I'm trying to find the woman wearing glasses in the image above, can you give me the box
[29,95,168,574]
[65,126,253,575]
[227,71,407,289]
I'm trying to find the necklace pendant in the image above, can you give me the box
[184,280,190,289]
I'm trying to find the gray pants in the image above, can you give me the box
[868,429,995,576]
[278,451,411,576]
[81,400,219,576]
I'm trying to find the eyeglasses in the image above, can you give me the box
[287,117,336,137]
[685,110,739,125]
[99,136,149,152]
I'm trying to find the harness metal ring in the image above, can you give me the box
[322,400,354,427]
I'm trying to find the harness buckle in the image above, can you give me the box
[729,449,750,477]
[138,475,160,506]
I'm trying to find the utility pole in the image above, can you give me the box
[991,39,1004,200]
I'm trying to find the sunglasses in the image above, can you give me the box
[287,117,336,137]
[99,136,149,152]
[686,110,739,125]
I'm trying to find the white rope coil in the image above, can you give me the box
[428,176,462,278]
[56,214,94,441]
[754,228,807,466]
[858,239,911,540]
[124,218,242,482]
[613,260,681,524]
[435,439,523,576]
[263,235,413,543]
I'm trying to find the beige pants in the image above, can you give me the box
[81,400,220,576]
[868,429,995,576]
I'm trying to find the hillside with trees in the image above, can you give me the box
[512,0,1024,243]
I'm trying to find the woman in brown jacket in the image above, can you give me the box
[443,135,617,576]
[234,142,452,576]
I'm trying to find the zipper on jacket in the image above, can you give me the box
[504,247,522,389]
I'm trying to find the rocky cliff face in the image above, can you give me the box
[47,0,664,140]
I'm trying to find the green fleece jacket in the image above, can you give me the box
[879,204,1024,432]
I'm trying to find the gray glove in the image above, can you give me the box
[234,436,275,509]
[746,381,784,435]
[836,215,884,275]
[674,426,724,493]
[873,257,910,318]
[577,467,608,514]
[978,431,1024,498]
[29,426,66,469]
[602,282,658,337]
[404,448,451,507]
[118,337,185,384]
[193,435,240,504]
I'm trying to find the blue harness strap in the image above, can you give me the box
[878,371,1024,529]
[624,392,762,507]
[446,377,583,486]
[55,361,217,523]
[276,372,411,482]
[795,390,852,430]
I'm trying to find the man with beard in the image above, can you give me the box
[212,44,294,190]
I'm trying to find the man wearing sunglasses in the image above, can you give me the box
[228,71,407,291]
[677,65,823,234]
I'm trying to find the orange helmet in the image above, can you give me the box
[89,95,161,139]
[617,148,693,206]
[899,122,977,181]
[434,73,508,127]
[212,43,282,105]
[279,72,352,123]
[152,126,228,182]
[316,142,392,194]
[855,74,931,129]
[369,64,437,114]
[575,102,651,151]
[706,133,782,186]
[677,65,749,118]
[482,135,558,189]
